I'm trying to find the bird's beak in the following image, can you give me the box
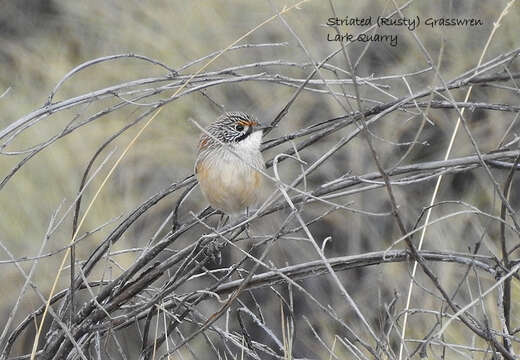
[256,123,273,131]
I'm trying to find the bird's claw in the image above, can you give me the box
[204,239,224,264]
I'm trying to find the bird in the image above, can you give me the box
[195,112,270,216]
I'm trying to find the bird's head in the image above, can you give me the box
[198,112,271,152]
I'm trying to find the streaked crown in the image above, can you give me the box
[198,112,259,152]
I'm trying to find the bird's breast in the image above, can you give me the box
[196,151,265,214]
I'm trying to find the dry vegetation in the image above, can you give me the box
[1,1,520,359]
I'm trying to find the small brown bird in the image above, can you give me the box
[195,112,269,215]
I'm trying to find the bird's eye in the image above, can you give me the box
[235,124,244,132]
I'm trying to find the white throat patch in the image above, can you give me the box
[234,130,263,153]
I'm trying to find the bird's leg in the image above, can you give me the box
[206,213,228,264]
[217,213,229,229]
[243,207,253,238]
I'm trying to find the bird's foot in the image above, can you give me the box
[203,238,225,264]
[243,222,253,239]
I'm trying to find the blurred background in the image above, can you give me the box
[1,1,520,359]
